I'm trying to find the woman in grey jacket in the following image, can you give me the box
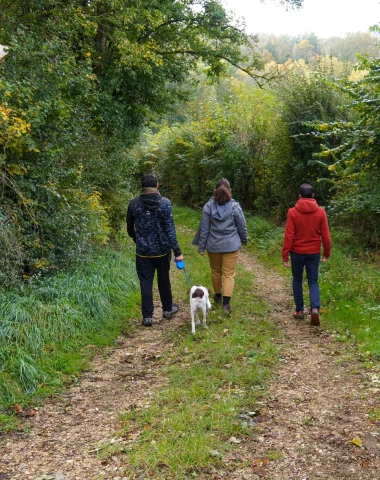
[195,178,248,313]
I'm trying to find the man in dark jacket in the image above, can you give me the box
[127,174,183,326]
[282,183,331,326]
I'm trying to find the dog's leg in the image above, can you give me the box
[202,308,208,329]
[191,309,196,335]
[195,310,201,326]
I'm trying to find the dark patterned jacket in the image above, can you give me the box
[126,191,182,257]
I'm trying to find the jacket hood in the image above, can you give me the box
[295,197,319,214]
[139,190,161,211]
[210,198,234,221]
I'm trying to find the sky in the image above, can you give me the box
[221,0,380,38]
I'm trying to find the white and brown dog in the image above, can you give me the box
[190,285,212,334]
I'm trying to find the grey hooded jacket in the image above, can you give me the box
[194,198,248,253]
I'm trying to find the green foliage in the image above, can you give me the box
[0,247,138,410]
[0,0,259,284]
[129,78,292,216]
[0,215,23,286]
[275,64,350,205]
[312,48,380,245]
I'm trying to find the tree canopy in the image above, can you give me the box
[0,0,272,282]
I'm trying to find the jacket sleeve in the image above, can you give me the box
[198,203,211,253]
[126,203,136,242]
[320,210,331,258]
[162,201,182,257]
[282,209,294,262]
[234,204,248,244]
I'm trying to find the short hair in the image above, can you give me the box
[141,174,158,188]
[213,178,232,205]
[299,183,314,198]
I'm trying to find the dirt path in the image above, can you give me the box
[231,252,380,480]
[0,301,185,480]
[1,252,380,480]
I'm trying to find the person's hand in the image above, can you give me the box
[199,251,205,256]
[283,261,290,268]
[321,256,328,262]
[175,254,183,261]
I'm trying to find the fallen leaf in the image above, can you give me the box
[209,449,221,457]
[24,408,38,417]
[13,403,24,414]
[352,436,363,447]
[229,436,242,444]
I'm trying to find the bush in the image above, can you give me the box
[0,215,23,287]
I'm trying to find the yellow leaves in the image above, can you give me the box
[34,257,49,270]
[6,163,28,176]
[88,191,102,210]
[85,52,92,57]
[0,103,32,152]
[328,164,336,172]
[120,40,163,68]
[351,436,363,447]
[21,197,33,206]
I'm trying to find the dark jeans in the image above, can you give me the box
[136,253,172,318]
[290,252,320,312]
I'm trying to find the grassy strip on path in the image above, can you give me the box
[107,207,280,478]
[245,216,380,357]
[0,245,140,432]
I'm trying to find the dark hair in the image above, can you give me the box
[213,178,232,205]
[299,183,314,198]
[141,174,158,188]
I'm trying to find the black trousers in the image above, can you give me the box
[136,253,173,318]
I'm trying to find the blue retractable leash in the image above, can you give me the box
[175,259,192,287]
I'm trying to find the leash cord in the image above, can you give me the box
[183,268,192,287]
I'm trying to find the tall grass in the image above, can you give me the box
[0,247,139,411]
[245,214,380,356]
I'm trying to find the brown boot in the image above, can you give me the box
[293,310,305,320]
[311,308,320,326]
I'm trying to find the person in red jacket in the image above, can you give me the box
[282,184,331,326]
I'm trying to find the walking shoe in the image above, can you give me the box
[311,308,320,326]
[293,310,305,320]
[213,294,222,303]
[222,303,232,314]
[142,317,153,327]
[163,303,179,319]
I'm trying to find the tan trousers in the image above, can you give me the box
[207,250,240,298]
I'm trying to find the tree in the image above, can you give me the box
[293,39,315,62]
[0,0,274,280]
[313,47,380,245]
[275,62,350,206]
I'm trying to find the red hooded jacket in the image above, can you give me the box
[282,197,331,262]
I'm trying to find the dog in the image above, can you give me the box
[190,285,211,334]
